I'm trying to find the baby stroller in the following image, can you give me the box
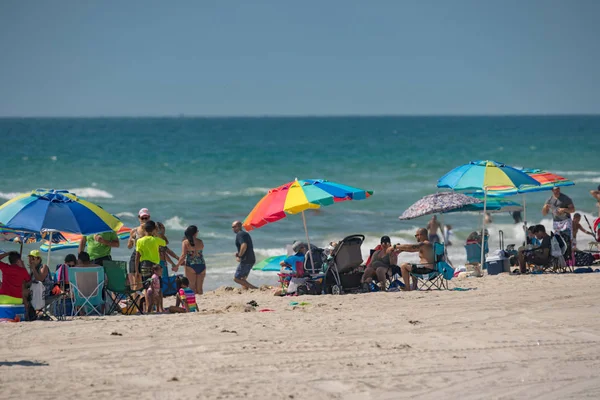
[325,234,365,295]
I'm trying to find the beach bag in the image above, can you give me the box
[575,251,595,267]
[551,235,566,257]
[30,282,45,310]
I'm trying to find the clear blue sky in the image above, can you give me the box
[1,0,599,116]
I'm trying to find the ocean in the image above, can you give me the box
[1,116,599,290]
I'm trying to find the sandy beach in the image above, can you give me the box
[1,274,599,400]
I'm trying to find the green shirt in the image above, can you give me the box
[85,231,118,260]
[135,236,166,264]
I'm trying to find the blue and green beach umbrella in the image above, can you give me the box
[0,189,123,235]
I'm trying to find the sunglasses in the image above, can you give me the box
[140,216,149,220]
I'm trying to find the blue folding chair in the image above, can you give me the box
[465,237,489,266]
[68,267,105,316]
[409,242,454,290]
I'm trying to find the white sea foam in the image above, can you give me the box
[164,216,187,230]
[0,192,23,200]
[574,177,600,184]
[254,247,287,257]
[115,211,135,218]
[0,188,114,201]
[214,187,270,197]
[68,188,114,199]
[200,231,231,240]
[554,170,600,177]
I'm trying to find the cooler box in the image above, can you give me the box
[486,251,510,275]
[0,304,26,320]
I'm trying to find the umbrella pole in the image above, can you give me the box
[301,210,315,272]
[522,194,528,244]
[19,240,23,257]
[47,232,53,267]
[480,188,488,270]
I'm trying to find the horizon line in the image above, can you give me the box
[0,112,599,119]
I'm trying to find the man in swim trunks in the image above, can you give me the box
[397,228,435,291]
[361,235,400,291]
[232,221,257,290]
[427,216,441,243]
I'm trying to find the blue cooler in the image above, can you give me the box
[0,304,26,320]
[486,252,509,275]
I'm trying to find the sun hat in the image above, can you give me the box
[138,208,150,218]
[28,250,41,258]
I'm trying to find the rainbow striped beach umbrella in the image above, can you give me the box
[243,179,372,231]
[243,179,372,268]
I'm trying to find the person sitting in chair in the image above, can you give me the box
[397,228,435,291]
[280,241,308,274]
[517,224,551,273]
[361,236,400,291]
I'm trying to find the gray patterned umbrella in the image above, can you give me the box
[399,192,483,220]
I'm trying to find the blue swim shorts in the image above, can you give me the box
[235,263,254,279]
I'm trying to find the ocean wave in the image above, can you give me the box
[115,211,135,218]
[0,192,23,200]
[554,170,600,177]
[574,177,600,184]
[0,187,114,201]
[200,231,232,240]
[69,188,114,199]
[164,216,187,230]
[214,187,270,197]
[254,247,287,257]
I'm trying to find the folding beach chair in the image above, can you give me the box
[68,267,105,316]
[104,260,143,315]
[410,242,453,290]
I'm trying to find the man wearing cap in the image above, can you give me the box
[78,228,120,267]
[542,186,575,241]
[361,236,400,291]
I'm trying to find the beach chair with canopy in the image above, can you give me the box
[410,242,453,290]
[104,260,143,315]
[68,266,105,316]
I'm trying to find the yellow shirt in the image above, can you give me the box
[135,236,166,264]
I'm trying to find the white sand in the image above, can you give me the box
[1,274,600,399]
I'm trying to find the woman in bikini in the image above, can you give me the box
[175,225,206,295]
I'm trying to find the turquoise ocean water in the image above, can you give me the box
[1,116,599,289]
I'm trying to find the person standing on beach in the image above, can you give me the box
[427,216,441,243]
[231,221,257,290]
[78,229,119,266]
[175,225,206,295]
[590,185,600,216]
[542,186,575,239]
[572,213,592,250]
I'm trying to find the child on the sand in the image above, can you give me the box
[145,265,163,313]
[168,277,198,313]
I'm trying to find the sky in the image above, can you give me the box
[1,0,599,116]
